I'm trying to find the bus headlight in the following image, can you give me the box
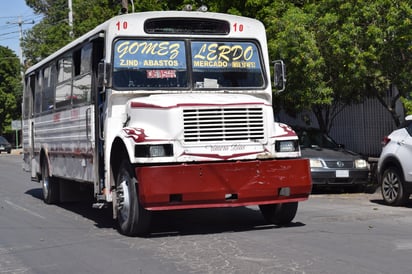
[275,140,299,152]
[135,144,173,157]
[355,159,368,169]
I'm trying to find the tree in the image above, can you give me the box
[21,0,412,130]
[22,0,119,65]
[23,0,70,64]
[315,0,412,127]
[264,3,334,132]
[0,47,21,134]
[264,0,412,131]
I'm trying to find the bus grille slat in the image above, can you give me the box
[183,108,265,142]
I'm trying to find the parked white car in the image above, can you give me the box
[377,115,412,205]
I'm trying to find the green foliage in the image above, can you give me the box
[72,0,118,35]
[23,0,118,65]
[0,47,21,134]
[266,0,412,130]
[401,95,412,115]
[20,0,412,130]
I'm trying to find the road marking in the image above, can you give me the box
[235,255,274,263]
[4,200,46,220]
[394,240,412,250]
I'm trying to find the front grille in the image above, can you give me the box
[325,161,354,168]
[183,107,265,143]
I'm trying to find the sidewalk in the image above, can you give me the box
[11,149,23,155]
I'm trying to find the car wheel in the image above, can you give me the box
[259,202,298,226]
[381,167,409,206]
[116,160,151,236]
[41,159,60,204]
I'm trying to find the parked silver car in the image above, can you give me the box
[294,127,369,190]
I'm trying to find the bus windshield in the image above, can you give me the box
[112,39,265,90]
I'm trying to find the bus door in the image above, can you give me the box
[23,74,36,178]
[90,37,105,197]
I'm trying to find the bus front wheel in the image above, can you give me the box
[116,160,151,236]
[259,202,298,226]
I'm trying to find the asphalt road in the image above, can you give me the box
[1,153,412,273]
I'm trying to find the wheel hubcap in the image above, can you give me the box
[382,171,399,202]
[117,180,130,220]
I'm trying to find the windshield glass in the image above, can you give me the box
[0,136,9,144]
[112,39,265,90]
[113,40,187,88]
[191,41,264,89]
[297,129,339,149]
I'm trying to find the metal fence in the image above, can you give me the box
[278,96,404,157]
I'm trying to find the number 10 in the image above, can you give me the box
[116,21,128,31]
[233,23,244,32]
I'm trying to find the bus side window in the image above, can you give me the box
[72,44,92,105]
[41,65,56,112]
[55,56,73,109]
[23,75,35,119]
[34,71,42,114]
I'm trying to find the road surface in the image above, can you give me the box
[1,153,411,273]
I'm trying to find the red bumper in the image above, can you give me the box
[136,159,312,210]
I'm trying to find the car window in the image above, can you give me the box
[406,123,412,136]
[298,129,338,149]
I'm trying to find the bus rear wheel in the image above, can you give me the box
[259,202,298,226]
[116,160,151,236]
[41,159,59,204]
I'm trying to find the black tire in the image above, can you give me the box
[116,160,151,236]
[259,202,298,226]
[41,159,59,204]
[381,167,409,206]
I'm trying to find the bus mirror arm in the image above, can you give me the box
[98,61,112,88]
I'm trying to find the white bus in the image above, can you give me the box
[22,9,312,236]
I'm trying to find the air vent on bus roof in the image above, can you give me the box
[144,18,230,35]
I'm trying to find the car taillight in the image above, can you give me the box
[381,136,391,146]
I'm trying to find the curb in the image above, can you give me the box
[11,149,23,155]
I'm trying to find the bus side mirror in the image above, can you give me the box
[98,61,112,88]
[273,60,286,92]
